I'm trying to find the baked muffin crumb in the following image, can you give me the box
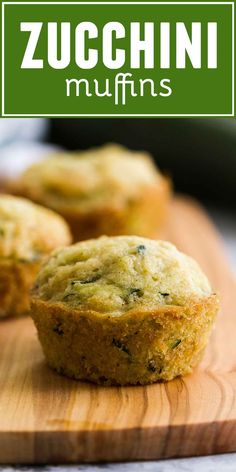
[10,144,171,240]
[35,236,211,313]
[31,236,219,385]
[0,194,71,318]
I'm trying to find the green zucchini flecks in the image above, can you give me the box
[147,360,157,372]
[125,288,144,304]
[71,275,101,285]
[160,292,170,297]
[53,322,64,336]
[171,339,182,349]
[136,244,146,255]
[112,338,131,356]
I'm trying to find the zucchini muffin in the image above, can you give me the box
[31,236,219,385]
[10,144,170,241]
[0,195,71,319]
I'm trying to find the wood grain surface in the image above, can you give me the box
[0,196,236,464]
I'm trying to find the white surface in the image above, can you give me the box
[0,118,60,180]
[0,118,61,179]
[0,119,47,146]
[2,454,236,472]
[0,142,60,179]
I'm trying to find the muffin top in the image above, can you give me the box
[0,195,71,262]
[12,144,161,213]
[33,236,212,314]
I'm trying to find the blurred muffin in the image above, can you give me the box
[10,144,171,241]
[0,195,71,319]
[31,235,219,385]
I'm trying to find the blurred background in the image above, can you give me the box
[0,118,235,271]
[50,119,236,208]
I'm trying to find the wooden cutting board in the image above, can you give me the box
[0,196,236,464]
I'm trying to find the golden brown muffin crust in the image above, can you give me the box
[10,144,162,214]
[9,145,171,241]
[0,194,71,261]
[31,236,219,385]
[0,195,72,318]
[33,236,212,313]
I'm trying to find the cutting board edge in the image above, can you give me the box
[1,418,236,463]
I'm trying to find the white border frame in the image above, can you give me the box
[1,1,235,117]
